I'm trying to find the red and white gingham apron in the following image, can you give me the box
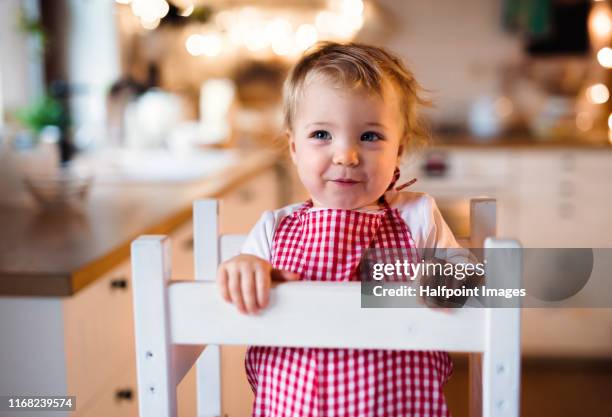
[245,197,453,417]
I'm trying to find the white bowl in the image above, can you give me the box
[23,167,93,209]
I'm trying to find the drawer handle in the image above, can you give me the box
[110,278,128,290]
[115,388,133,401]
[183,236,194,251]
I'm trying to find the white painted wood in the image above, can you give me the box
[470,198,497,248]
[169,281,485,352]
[482,238,522,417]
[193,200,219,282]
[194,345,220,417]
[131,236,176,417]
[193,200,221,417]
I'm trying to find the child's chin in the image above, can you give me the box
[322,195,372,210]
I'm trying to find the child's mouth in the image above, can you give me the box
[330,178,362,187]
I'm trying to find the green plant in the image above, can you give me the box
[14,95,68,133]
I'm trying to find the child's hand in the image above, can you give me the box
[416,258,464,314]
[216,254,300,315]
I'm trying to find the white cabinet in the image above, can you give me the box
[403,148,612,247]
[515,150,612,247]
[63,261,136,413]
[0,259,138,417]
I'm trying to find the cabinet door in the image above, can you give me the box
[75,363,138,417]
[63,261,135,409]
[569,153,612,246]
[516,151,612,247]
[219,168,279,234]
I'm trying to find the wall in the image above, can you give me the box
[371,0,522,125]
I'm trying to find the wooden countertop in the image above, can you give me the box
[0,149,279,297]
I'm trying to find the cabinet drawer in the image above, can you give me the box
[63,261,135,408]
[75,362,138,417]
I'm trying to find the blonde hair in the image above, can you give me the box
[282,41,431,155]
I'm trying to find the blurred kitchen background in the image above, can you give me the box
[0,1,611,417]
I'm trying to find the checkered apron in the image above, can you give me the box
[245,198,453,417]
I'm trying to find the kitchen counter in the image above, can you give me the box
[0,149,280,297]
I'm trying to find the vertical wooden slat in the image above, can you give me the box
[482,238,522,417]
[193,200,222,417]
[470,198,497,249]
[194,200,219,282]
[132,236,176,417]
[468,198,496,417]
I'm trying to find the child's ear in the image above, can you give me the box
[288,130,297,165]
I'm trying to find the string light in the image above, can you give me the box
[597,47,612,68]
[590,5,612,38]
[185,34,203,56]
[141,17,160,30]
[131,0,169,28]
[341,0,364,18]
[201,34,222,57]
[607,116,612,146]
[586,83,610,104]
[179,4,194,17]
[178,2,368,59]
[296,24,318,51]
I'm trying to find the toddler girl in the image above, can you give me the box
[217,41,466,417]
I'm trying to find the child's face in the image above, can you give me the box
[289,77,404,209]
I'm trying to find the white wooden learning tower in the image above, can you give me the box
[131,198,521,417]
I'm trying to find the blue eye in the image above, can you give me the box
[310,130,331,140]
[361,131,383,142]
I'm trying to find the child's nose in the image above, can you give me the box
[332,145,359,167]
